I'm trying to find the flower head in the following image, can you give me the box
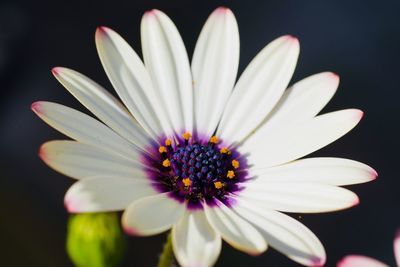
[33,7,377,267]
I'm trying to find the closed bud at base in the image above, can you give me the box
[66,212,125,267]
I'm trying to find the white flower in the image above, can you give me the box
[338,230,400,267]
[32,7,376,267]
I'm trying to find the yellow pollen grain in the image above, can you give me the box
[232,159,240,169]
[214,181,223,189]
[158,146,167,153]
[220,147,231,154]
[209,136,219,144]
[227,170,235,179]
[162,159,171,167]
[182,132,192,140]
[165,139,172,146]
[182,177,192,187]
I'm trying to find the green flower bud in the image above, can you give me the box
[66,212,125,267]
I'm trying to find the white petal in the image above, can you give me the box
[32,101,142,160]
[232,198,325,266]
[204,199,267,255]
[122,193,184,236]
[65,176,156,213]
[241,109,363,168]
[239,182,359,213]
[40,140,148,180]
[141,10,193,133]
[52,67,152,150]
[338,255,389,267]
[217,35,299,143]
[253,72,339,136]
[96,27,170,138]
[250,157,377,186]
[172,210,221,267]
[192,7,239,138]
[394,229,400,267]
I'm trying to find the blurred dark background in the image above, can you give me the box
[0,0,398,266]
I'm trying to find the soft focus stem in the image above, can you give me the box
[157,232,174,267]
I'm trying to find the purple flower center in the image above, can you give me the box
[143,133,247,209]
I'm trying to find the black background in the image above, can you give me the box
[0,0,398,266]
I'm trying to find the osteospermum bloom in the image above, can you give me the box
[338,230,400,267]
[32,7,377,267]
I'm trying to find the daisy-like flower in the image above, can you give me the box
[338,230,400,267]
[32,7,377,267]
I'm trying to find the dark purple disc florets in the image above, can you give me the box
[143,132,248,209]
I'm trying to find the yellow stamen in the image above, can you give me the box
[182,177,192,187]
[158,146,167,153]
[232,159,240,169]
[162,159,171,167]
[220,147,231,155]
[209,136,219,144]
[182,132,192,140]
[227,170,235,179]
[165,139,172,146]
[214,181,223,189]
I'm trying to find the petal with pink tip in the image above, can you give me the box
[338,255,389,267]
[65,176,156,213]
[192,7,239,138]
[250,157,377,186]
[251,72,339,136]
[232,197,326,266]
[141,9,193,133]
[239,182,359,213]
[40,140,147,180]
[240,109,363,168]
[204,199,267,255]
[96,27,170,138]
[52,67,152,150]
[122,193,184,236]
[172,210,221,267]
[32,101,141,160]
[217,35,299,143]
[394,229,400,267]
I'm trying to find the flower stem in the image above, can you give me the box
[157,231,174,267]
